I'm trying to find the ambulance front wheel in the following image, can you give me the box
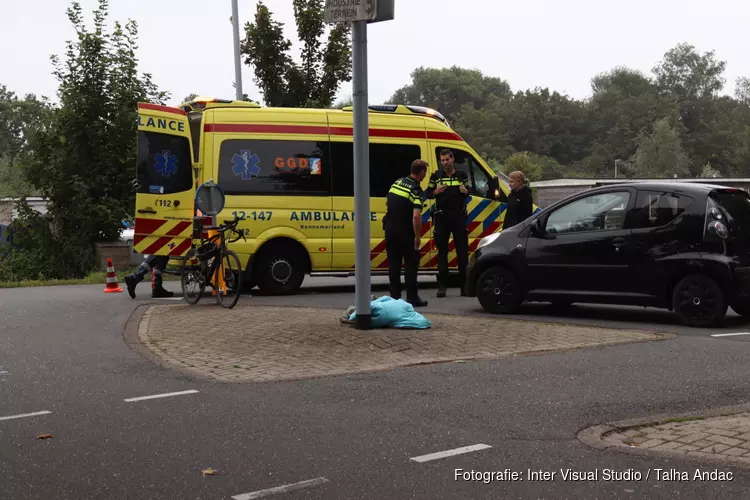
[255,244,306,295]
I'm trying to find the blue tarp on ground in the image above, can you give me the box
[348,296,431,329]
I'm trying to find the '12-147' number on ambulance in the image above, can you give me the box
[233,211,272,221]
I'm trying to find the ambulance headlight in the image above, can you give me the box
[477,232,501,250]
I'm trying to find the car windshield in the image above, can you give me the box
[713,190,750,239]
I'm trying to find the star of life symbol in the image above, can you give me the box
[154,150,178,177]
[232,150,261,180]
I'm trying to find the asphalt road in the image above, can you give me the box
[2,278,750,500]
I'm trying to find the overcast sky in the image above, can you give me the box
[3,0,749,107]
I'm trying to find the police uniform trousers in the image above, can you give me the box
[434,211,469,289]
[132,255,170,289]
[384,227,420,300]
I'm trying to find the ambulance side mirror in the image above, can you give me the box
[489,177,507,202]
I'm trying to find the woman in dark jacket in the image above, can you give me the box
[502,171,534,229]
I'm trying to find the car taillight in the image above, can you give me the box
[708,220,729,239]
[705,198,729,240]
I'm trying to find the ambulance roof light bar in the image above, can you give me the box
[340,103,449,125]
[180,96,260,112]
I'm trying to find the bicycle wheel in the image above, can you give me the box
[215,249,243,309]
[181,265,206,305]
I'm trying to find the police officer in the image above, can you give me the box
[124,255,173,299]
[426,148,470,298]
[383,159,429,307]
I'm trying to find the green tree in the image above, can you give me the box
[735,77,750,104]
[333,95,352,108]
[629,118,691,178]
[0,87,52,196]
[389,66,512,123]
[583,66,679,175]
[240,0,351,107]
[699,162,721,178]
[502,152,542,182]
[13,0,168,279]
[181,93,199,103]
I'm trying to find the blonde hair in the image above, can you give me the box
[508,171,527,184]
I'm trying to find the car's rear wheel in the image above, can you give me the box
[476,265,522,314]
[672,274,727,327]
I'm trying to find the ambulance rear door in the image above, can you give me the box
[133,103,196,257]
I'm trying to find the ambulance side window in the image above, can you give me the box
[217,139,331,196]
[330,142,422,197]
[434,147,497,200]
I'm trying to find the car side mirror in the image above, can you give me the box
[530,218,542,235]
[530,218,554,239]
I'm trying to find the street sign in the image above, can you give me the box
[324,0,376,23]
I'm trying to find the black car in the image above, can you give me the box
[464,182,750,327]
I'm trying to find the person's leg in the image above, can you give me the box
[151,256,174,298]
[453,216,470,295]
[385,231,403,299]
[125,255,157,299]
[404,238,426,306]
[433,216,449,297]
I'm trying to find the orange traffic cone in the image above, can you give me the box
[104,257,123,293]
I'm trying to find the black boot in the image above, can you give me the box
[407,296,428,307]
[152,287,174,298]
[151,270,174,298]
[124,275,137,299]
[437,286,447,298]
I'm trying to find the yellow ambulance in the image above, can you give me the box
[133,98,537,295]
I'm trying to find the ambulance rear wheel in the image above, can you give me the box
[255,245,305,295]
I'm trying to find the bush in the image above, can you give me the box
[0,199,94,281]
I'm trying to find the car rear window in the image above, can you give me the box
[712,190,750,238]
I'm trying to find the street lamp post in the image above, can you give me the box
[231,0,243,101]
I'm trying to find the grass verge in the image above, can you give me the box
[0,267,179,288]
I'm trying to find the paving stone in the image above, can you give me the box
[637,439,665,449]
[135,304,664,383]
[675,433,709,444]
[706,435,743,447]
[721,447,747,457]
[650,442,684,451]
[674,444,700,453]
[700,444,731,454]
[707,428,741,437]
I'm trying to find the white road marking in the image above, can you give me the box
[232,477,330,499]
[410,443,492,463]
[711,332,750,337]
[0,410,52,422]
[124,390,199,402]
[154,297,183,301]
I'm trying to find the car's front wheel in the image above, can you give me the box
[476,265,522,314]
[672,274,727,327]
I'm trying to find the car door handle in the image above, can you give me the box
[612,237,625,248]
[138,208,157,215]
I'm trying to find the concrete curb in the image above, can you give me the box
[577,403,750,470]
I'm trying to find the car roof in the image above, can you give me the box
[591,181,737,195]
